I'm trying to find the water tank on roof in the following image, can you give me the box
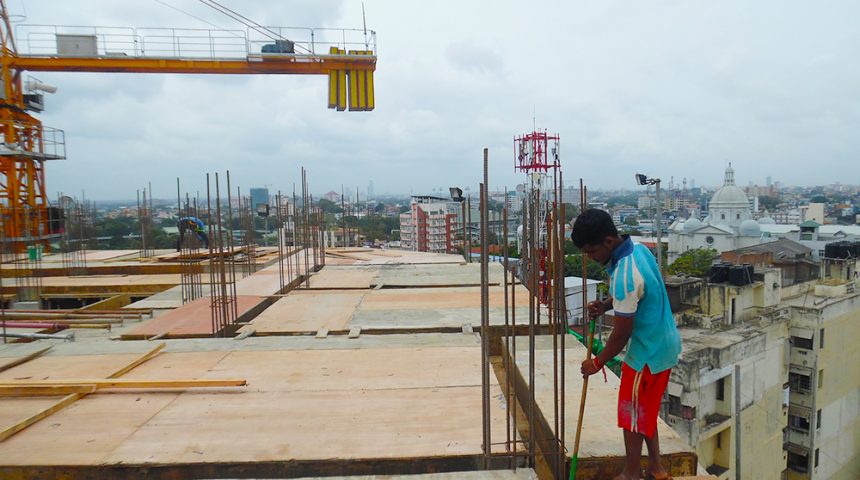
[729,265,747,286]
[707,262,729,283]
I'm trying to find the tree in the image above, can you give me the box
[667,248,718,278]
[810,195,828,204]
[758,196,780,211]
[318,198,343,214]
[563,254,607,281]
[623,216,639,226]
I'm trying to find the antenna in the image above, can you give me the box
[362,3,368,49]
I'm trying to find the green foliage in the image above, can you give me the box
[563,254,607,281]
[318,198,343,214]
[667,248,718,278]
[623,216,639,226]
[355,215,400,243]
[810,195,828,204]
[758,196,780,211]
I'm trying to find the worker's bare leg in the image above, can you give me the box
[613,428,644,480]
[644,431,669,479]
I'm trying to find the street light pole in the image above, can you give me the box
[654,179,662,274]
[636,173,663,275]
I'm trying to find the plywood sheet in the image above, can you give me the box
[243,290,366,334]
[123,295,265,338]
[360,286,529,310]
[0,346,507,467]
[308,267,379,289]
[104,386,504,464]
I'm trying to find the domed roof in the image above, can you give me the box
[758,216,775,225]
[739,219,761,236]
[682,217,704,232]
[710,185,749,206]
[710,163,749,208]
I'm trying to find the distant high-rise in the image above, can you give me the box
[367,180,374,200]
[766,176,772,188]
[250,187,269,217]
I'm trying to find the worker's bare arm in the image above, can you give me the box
[581,314,633,376]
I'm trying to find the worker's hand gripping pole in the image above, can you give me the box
[570,295,601,480]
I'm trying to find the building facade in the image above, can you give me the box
[399,196,456,253]
[660,258,860,480]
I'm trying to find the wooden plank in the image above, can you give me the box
[0,343,167,443]
[0,346,52,373]
[0,384,97,396]
[0,378,247,389]
[108,343,165,378]
[0,394,80,442]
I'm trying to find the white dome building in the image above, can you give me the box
[667,164,775,262]
[708,164,752,227]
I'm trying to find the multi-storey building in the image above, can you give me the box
[399,195,456,253]
[657,255,860,480]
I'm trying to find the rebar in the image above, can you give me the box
[479,148,491,469]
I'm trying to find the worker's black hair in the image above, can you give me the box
[571,209,618,248]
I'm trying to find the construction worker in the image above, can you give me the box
[177,216,209,251]
[572,208,681,480]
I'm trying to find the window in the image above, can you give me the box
[819,328,825,349]
[716,378,725,401]
[721,214,725,220]
[792,336,813,350]
[815,448,820,468]
[787,451,809,473]
[736,213,740,220]
[716,431,722,449]
[816,409,822,429]
[668,394,682,416]
[789,414,810,432]
[789,372,811,393]
[818,369,824,389]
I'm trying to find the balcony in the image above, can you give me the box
[788,428,811,448]
[700,413,732,439]
[790,347,816,369]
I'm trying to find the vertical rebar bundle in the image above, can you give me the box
[206,172,238,337]
[478,146,571,477]
[177,179,203,304]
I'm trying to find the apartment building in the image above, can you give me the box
[399,195,456,253]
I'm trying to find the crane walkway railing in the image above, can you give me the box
[14,24,376,60]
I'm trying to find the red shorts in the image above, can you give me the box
[617,363,671,438]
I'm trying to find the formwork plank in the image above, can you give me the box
[242,290,367,334]
[122,296,265,339]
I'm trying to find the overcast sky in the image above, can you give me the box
[13,0,860,200]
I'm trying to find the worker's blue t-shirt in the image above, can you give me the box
[607,236,681,374]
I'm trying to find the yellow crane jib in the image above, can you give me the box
[328,47,375,112]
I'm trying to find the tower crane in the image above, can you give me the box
[0,0,376,251]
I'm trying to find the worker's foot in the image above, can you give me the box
[643,466,672,480]
[611,472,641,480]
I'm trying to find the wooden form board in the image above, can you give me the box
[0,345,509,476]
[241,290,367,334]
[122,295,265,339]
[359,286,530,311]
[307,267,379,289]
